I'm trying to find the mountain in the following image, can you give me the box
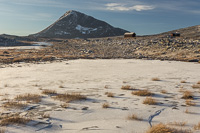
[30,10,129,39]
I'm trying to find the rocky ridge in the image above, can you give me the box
[0,36,28,46]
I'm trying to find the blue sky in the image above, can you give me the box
[0,0,200,36]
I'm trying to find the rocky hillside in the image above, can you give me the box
[0,36,28,46]
[30,10,128,39]
[152,25,200,39]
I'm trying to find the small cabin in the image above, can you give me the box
[124,32,136,38]
[171,32,180,37]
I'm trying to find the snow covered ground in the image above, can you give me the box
[0,59,200,133]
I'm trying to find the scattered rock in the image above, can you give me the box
[122,107,129,110]
[82,126,99,130]
[81,107,89,110]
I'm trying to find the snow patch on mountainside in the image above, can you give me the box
[55,31,70,35]
[76,25,97,34]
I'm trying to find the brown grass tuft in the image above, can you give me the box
[59,85,65,88]
[151,77,161,81]
[3,101,27,109]
[132,90,153,96]
[185,100,196,106]
[53,93,86,103]
[0,116,31,126]
[127,114,142,121]
[181,80,187,83]
[146,123,191,133]
[105,92,114,97]
[121,85,132,90]
[143,97,157,105]
[42,113,50,118]
[182,91,194,99]
[192,84,200,89]
[185,108,190,114]
[104,85,109,89]
[197,81,200,84]
[15,94,41,103]
[60,103,69,108]
[102,103,110,108]
[161,90,167,94]
[42,89,57,95]
[194,122,200,130]
[168,121,187,127]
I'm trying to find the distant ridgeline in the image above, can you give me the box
[29,10,128,39]
[159,25,200,39]
[0,36,28,46]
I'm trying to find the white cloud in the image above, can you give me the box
[105,3,155,11]
[106,3,121,7]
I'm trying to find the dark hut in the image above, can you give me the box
[124,32,136,38]
[171,32,180,37]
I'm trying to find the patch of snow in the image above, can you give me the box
[75,25,97,34]
[32,42,53,46]
[55,31,70,35]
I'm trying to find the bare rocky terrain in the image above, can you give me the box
[0,35,200,65]
[0,24,200,64]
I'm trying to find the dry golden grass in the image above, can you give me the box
[185,100,196,106]
[3,101,27,109]
[0,116,31,126]
[59,85,65,88]
[127,114,142,121]
[15,94,41,103]
[181,80,187,83]
[132,90,153,96]
[60,103,69,108]
[121,85,132,90]
[102,103,110,108]
[42,113,50,118]
[42,89,57,95]
[151,77,161,81]
[146,123,191,133]
[185,108,191,114]
[168,121,187,127]
[182,91,194,99]
[104,85,109,89]
[143,97,157,105]
[194,122,200,130]
[161,90,167,94]
[192,84,200,89]
[105,92,114,97]
[53,93,86,103]
[4,84,9,88]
